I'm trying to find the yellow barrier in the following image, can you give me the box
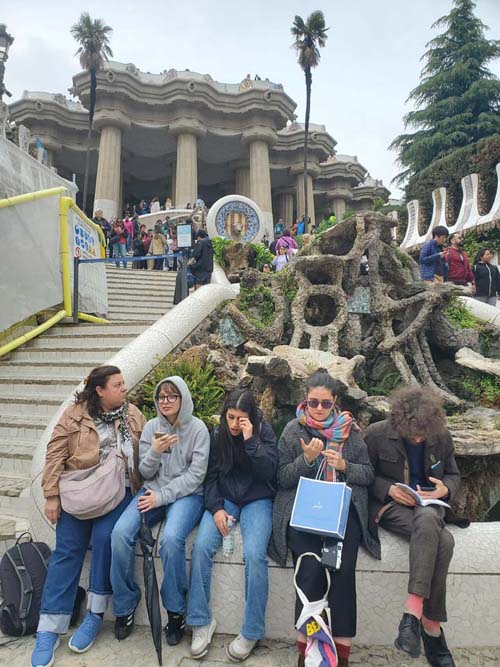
[0,188,109,358]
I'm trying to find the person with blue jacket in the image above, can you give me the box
[187,389,277,662]
[110,376,210,646]
[418,226,449,283]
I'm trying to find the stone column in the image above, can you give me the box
[242,128,277,237]
[170,162,176,203]
[94,125,123,220]
[332,197,347,222]
[175,133,197,208]
[295,172,316,226]
[235,165,250,198]
[278,192,294,227]
[170,120,206,209]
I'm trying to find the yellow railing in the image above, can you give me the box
[0,189,109,358]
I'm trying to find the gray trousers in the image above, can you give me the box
[380,504,454,622]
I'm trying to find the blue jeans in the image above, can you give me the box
[111,488,204,616]
[38,489,132,634]
[112,242,127,268]
[187,498,273,641]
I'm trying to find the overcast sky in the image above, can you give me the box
[3,0,499,197]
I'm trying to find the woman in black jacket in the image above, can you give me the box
[473,247,500,306]
[186,389,277,662]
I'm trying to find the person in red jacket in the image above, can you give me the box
[444,232,474,289]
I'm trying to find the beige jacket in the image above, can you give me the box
[42,402,146,499]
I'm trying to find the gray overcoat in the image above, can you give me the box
[268,418,381,566]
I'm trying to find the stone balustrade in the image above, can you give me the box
[401,163,500,250]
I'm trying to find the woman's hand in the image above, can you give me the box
[417,477,449,500]
[213,509,229,536]
[45,497,61,525]
[322,449,347,472]
[239,417,253,441]
[137,489,159,513]
[300,437,323,464]
[152,433,177,453]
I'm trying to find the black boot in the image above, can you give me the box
[114,608,136,640]
[395,612,421,657]
[422,626,455,667]
[297,655,305,667]
[165,611,185,646]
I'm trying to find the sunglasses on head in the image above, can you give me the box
[306,399,334,410]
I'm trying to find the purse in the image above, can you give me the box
[58,433,126,520]
[290,458,351,540]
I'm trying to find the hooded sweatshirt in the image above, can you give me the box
[138,376,210,506]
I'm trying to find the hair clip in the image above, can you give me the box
[83,376,89,386]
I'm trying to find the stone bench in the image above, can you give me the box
[78,519,500,647]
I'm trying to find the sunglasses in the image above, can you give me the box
[306,399,334,410]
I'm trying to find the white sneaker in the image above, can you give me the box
[190,618,217,659]
[226,633,258,662]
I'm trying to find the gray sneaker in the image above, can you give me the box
[226,634,257,662]
[190,618,217,659]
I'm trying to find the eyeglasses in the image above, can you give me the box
[307,399,334,410]
[158,394,180,403]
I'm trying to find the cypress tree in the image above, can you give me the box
[391,0,500,184]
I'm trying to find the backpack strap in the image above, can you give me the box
[6,546,33,625]
[31,542,50,571]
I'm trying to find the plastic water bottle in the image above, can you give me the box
[222,516,235,557]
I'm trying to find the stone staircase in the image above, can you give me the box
[0,265,176,552]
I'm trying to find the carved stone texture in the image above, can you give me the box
[0,101,8,138]
[455,347,500,377]
[223,241,256,282]
[18,124,31,152]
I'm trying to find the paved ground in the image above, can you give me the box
[2,624,499,667]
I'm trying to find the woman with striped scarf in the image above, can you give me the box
[268,369,380,667]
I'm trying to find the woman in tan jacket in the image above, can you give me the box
[31,365,145,667]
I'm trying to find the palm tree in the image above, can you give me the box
[71,13,113,215]
[291,11,328,231]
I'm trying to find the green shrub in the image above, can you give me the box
[139,356,225,426]
[452,374,500,407]
[462,227,500,263]
[367,372,402,396]
[238,285,275,328]
[446,298,484,330]
[211,237,233,267]
[317,215,337,234]
[250,243,274,270]
[276,267,299,302]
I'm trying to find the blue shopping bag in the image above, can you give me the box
[290,461,351,539]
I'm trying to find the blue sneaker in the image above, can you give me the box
[31,632,60,667]
[68,611,103,653]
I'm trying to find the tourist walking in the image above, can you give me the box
[272,245,290,272]
[187,389,277,662]
[189,229,214,288]
[30,366,145,667]
[364,385,461,666]
[110,220,128,268]
[123,216,134,253]
[418,226,449,283]
[151,223,168,270]
[110,376,210,645]
[443,232,474,288]
[268,369,380,667]
[472,247,500,306]
[275,229,298,254]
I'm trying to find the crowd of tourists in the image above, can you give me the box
[31,365,463,667]
[419,226,500,306]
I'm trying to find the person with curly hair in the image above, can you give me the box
[364,385,461,667]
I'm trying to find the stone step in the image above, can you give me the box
[106,274,177,285]
[10,347,122,362]
[0,472,32,497]
[0,514,31,542]
[27,336,136,350]
[0,365,92,381]
[0,437,39,460]
[0,398,60,418]
[106,312,163,322]
[0,493,33,519]
[45,323,152,337]
[0,455,33,475]
[109,293,174,304]
[3,358,105,369]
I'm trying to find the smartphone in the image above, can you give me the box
[419,485,436,492]
[154,432,166,439]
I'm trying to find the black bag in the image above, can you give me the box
[0,533,51,636]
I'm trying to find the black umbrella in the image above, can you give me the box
[138,514,163,666]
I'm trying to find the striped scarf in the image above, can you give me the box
[296,401,356,481]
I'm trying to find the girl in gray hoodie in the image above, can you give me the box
[110,376,210,645]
